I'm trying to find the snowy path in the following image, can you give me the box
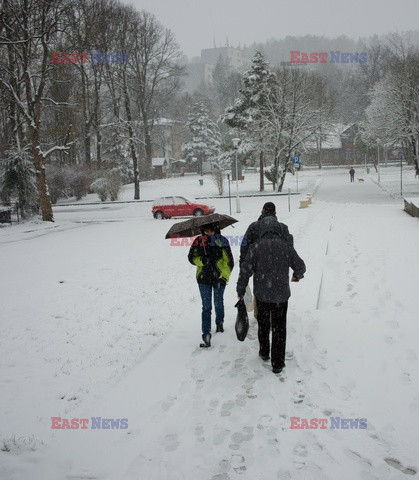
[1,170,418,479]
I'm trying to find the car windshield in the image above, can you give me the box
[154,197,173,206]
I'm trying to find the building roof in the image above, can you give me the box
[152,157,168,167]
[306,124,351,150]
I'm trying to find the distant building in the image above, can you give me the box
[150,117,184,168]
[151,157,168,179]
[184,46,249,92]
[201,46,248,70]
[305,123,403,167]
[305,124,363,166]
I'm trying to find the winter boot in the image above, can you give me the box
[200,333,211,348]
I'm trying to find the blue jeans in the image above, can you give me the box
[198,283,225,339]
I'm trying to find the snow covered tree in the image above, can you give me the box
[211,55,242,116]
[182,102,221,175]
[262,68,333,191]
[0,148,38,218]
[362,52,419,169]
[0,0,71,221]
[222,51,277,191]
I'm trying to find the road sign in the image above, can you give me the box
[293,156,300,165]
[398,151,404,157]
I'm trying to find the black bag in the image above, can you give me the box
[235,299,249,341]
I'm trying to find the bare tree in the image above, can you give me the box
[362,53,419,168]
[0,0,71,221]
[263,67,332,191]
[129,10,184,179]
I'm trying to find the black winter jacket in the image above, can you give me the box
[237,233,306,304]
[239,214,293,266]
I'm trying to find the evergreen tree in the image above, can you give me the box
[182,102,221,175]
[222,51,276,191]
[0,149,38,218]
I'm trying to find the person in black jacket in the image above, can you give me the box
[240,202,294,320]
[240,202,293,266]
[188,222,234,347]
[237,216,306,373]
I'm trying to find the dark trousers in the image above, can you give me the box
[256,300,288,369]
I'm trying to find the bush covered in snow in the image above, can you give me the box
[90,171,122,202]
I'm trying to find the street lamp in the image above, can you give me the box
[376,138,381,183]
[232,138,241,213]
[399,150,404,197]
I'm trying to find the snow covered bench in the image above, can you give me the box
[404,198,419,218]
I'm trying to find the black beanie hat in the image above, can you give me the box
[262,202,276,214]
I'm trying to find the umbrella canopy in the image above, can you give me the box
[165,213,238,239]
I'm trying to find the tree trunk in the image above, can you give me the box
[31,129,53,221]
[80,68,91,164]
[142,113,153,179]
[123,73,140,199]
[278,154,291,192]
[96,130,102,164]
[277,171,286,192]
[259,150,264,191]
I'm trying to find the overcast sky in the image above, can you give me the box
[121,0,419,58]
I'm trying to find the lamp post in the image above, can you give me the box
[227,172,231,215]
[232,138,241,213]
[376,138,381,183]
[399,150,404,197]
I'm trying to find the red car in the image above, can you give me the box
[152,196,215,219]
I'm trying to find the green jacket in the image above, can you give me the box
[188,234,234,286]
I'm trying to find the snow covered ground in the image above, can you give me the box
[1,166,419,480]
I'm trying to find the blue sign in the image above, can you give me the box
[293,156,300,165]
[398,151,404,157]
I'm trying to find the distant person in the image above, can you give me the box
[349,167,355,182]
[188,222,234,347]
[237,216,306,374]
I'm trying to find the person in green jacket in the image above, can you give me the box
[188,222,234,347]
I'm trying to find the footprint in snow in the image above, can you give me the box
[221,400,235,417]
[213,428,231,446]
[194,424,205,443]
[161,395,176,411]
[162,433,179,452]
[293,444,308,469]
[345,449,372,468]
[293,378,305,405]
[208,397,219,414]
[276,469,291,480]
[229,427,253,450]
[230,454,247,474]
[385,458,417,475]
[387,320,399,330]
[257,414,272,430]
[210,474,230,480]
